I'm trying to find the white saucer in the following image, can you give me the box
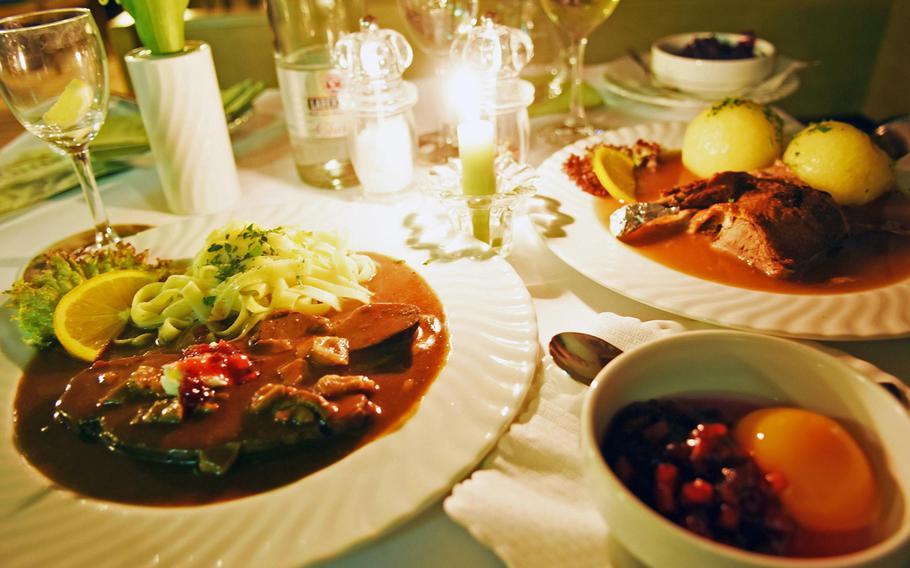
[590,52,801,109]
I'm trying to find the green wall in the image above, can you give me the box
[375,0,904,119]
[110,0,908,120]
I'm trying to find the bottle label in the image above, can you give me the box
[277,66,347,140]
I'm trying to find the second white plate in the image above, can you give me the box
[535,121,910,340]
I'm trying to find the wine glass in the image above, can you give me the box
[398,0,478,164]
[0,8,118,248]
[537,0,621,146]
[483,0,567,98]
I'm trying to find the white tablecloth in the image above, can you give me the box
[1,84,907,568]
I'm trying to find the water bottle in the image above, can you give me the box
[266,0,364,189]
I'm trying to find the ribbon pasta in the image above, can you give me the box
[130,222,377,344]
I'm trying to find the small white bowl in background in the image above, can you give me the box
[581,330,910,568]
[650,32,776,96]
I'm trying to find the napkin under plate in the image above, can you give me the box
[444,313,684,568]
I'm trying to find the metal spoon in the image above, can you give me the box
[872,115,910,160]
[744,59,817,95]
[625,48,682,93]
[626,48,652,79]
[548,332,623,385]
[879,381,910,410]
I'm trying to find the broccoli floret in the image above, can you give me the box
[4,242,173,348]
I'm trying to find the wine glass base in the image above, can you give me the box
[536,114,616,147]
[417,131,458,165]
[94,224,120,248]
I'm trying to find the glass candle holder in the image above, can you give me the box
[420,154,536,256]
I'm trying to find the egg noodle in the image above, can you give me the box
[130,222,377,344]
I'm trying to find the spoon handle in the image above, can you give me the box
[750,60,817,93]
[878,380,910,410]
[626,48,652,78]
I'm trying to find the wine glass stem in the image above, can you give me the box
[567,37,588,126]
[70,148,119,247]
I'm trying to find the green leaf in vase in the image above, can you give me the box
[100,0,190,55]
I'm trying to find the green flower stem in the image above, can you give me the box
[103,0,189,55]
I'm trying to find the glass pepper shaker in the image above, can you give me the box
[450,14,535,163]
[333,17,419,198]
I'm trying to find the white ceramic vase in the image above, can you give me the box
[125,41,241,215]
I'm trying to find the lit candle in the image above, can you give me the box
[448,64,498,243]
[458,118,496,243]
[458,118,496,197]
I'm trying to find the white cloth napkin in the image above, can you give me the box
[444,313,686,568]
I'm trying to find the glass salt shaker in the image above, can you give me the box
[333,17,419,198]
[450,14,535,162]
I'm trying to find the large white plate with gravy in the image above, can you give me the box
[0,201,538,566]
[535,121,910,340]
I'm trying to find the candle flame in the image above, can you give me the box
[446,65,484,123]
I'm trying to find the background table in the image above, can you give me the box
[1,85,907,568]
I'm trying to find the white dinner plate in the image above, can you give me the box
[590,53,800,109]
[0,200,538,566]
[535,121,910,340]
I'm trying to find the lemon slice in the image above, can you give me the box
[53,270,158,362]
[42,78,93,129]
[591,146,637,203]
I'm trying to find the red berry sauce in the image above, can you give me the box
[176,340,258,413]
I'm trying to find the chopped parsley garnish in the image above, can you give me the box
[806,122,833,134]
[709,97,745,116]
[203,226,289,281]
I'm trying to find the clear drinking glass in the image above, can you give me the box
[537,0,621,146]
[482,0,566,97]
[0,9,117,247]
[397,0,477,164]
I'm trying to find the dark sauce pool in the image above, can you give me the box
[594,153,910,294]
[13,254,449,506]
[601,396,882,558]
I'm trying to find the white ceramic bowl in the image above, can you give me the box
[650,32,776,96]
[581,330,910,568]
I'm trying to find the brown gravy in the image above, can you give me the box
[13,254,449,506]
[594,154,910,294]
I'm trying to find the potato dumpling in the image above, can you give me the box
[783,121,894,206]
[682,98,783,178]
